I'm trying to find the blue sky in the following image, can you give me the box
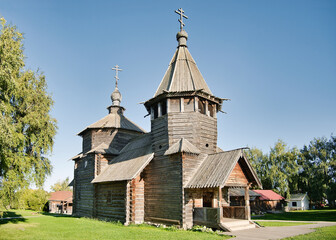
[1,0,336,190]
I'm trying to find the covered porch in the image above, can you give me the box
[191,185,252,228]
[184,149,262,231]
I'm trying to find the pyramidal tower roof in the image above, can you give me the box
[154,9,213,98]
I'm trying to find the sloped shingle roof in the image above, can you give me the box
[253,190,284,201]
[49,191,73,203]
[87,143,119,155]
[91,134,153,183]
[186,149,262,188]
[164,138,200,155]
[78,111,145,135]
[154,46,213,97]
[186,149,242,188]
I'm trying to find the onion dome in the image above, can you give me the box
[111,87,122,106]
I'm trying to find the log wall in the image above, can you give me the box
[129,175,145,224]
[94,181,127,222]
[92,129,142,152]
[167,112,217,154]
[143,152,182,225]
[73,154,95,217]
[182,153,206,228]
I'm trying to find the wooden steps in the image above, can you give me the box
[219,218,258,232]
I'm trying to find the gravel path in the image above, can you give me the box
[222,221,336,240]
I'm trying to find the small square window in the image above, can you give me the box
[292,201,297,207]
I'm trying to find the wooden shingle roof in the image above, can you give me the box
[91,134,153,183]
[186,149,262,188]
[164,138,200,155]
[78,109,145,135]
[87,143,119,155]
[154,45,213,97]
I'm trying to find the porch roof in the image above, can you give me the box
[185,149,262,188]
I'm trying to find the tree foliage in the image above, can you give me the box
[0,17,57,208]
[50,177,72,192]
[14,188,49,211]
[247,135,336,207]
[246,140,300,198]
[300,136,336,206]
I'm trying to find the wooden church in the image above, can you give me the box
[72,9,261,231]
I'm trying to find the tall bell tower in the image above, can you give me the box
[144,8,225,156]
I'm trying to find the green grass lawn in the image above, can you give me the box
[0,210,231,240]
[283,225,336,240]
[255,221,313,227]
[252,209,336,222]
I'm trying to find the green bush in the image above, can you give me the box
[14,189,49,211]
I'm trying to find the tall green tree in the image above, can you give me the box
[0,17,57,208]
[300,136,336,205]
[246,140,301,198]
[50,177,72,192]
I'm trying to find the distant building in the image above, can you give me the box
[49,191,73,214]
[287,193,309,210]
[253,190,285,212]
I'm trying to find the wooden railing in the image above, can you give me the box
[222,206,246,219]
[193,207,220,228]
[193,206,247,227]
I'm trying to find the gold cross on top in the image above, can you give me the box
[112,65,123,88]
[175,8,188,31]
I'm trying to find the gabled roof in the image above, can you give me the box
[164,138,200,155]
[87,143,119,155]
[92,134,153,183]
[153,45,213,97]
[186,149,262,188]
[49,191,73,202]
[78,109,145,135]
[287,193,309,201]
[253,190,284,201]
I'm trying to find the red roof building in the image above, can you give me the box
[252,190,285,212]
[253,190,284,201]
[49,191,73,214]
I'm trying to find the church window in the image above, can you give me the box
[161,100,167,115]
[184,97,194,112]
[153,104,158,119]
[198,99,205,114]
[84,160,88,168]
[208,103,214,117]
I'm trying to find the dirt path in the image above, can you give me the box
[222,221,336,240]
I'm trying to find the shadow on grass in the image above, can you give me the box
[0,211,27,225]
[41,212,80,218]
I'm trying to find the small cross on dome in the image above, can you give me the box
[112,65,123,88]
[175,8,188,31]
